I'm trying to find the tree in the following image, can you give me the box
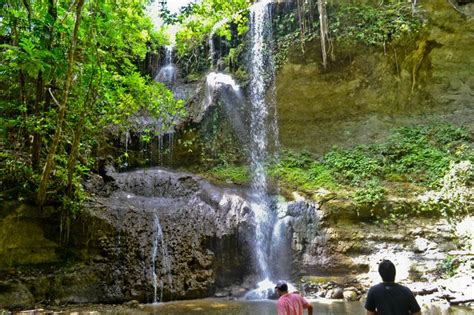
[318,0,329,68]
[1,0,185,205]
[36,0,85,206]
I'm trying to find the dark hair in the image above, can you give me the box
[275,281,288,292]
[378,260,396,282]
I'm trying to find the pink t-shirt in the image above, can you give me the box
[277,292,310,315]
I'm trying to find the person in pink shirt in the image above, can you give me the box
[275,281,313,315]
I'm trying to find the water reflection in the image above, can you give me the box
[142,299,472,315]
[11,300,472,315]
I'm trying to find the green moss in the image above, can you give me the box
[0,213,60,268]
[208,165,250,185]
[269,154,338,191]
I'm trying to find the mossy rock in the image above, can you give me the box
[0,204,60,269]
[0,280,34,310]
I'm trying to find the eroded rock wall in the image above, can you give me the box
[276,0,474,154]
[0,169,256,308]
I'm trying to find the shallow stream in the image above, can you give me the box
[11,299,472,315]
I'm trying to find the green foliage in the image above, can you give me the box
[324,146,382,185]
[0,0,186,207]
[0,151,37,200]
[269,151,338,191]
[208,165,250,185]
[380,124,471,186]
[173,0,250,76]
[271,124,473,207]
[441,255,458,278]
[329,3,424,47]
[353,180,386,206]
[273,10,312,68]
[273,1,423,67]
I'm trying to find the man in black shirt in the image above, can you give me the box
[365,260,421,315]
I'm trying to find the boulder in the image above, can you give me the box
[0,281,34,310]
[343,290,358,301]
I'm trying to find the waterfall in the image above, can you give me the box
[155,45,177,85]
[120,130,130,169]
[168,133,174,164]
[151,212,172,303]
[248,0,277,282]
[209,18,229,68]
[202,71,248,142]
[204,72,241,108]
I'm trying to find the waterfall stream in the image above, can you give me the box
[152,212,172,303]
[155,45,177,85]
[154,46,177,166]
[206,0,282,298]
[248,0,278,285]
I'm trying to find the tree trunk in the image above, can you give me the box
[32,72,44,172]
[37,0,85,206]
[296,0,306,53]
[66,113,86,197]
[318,0,328,69]
[33,0,58,172]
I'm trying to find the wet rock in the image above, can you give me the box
[343,290,358,301]
[325,287,344,299]
[214,291,229,298]
[230,287,248,298]
[332,287,344,299]
[124,300,140,308]
[0,280,34,310]
[413,237,431,253]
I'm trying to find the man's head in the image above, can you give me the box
[275,281,288,296]
[378,259,396,282]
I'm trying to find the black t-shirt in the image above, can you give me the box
[365,282,421,315]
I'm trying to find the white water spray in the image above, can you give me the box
[209,18,229,68]
[248,0,276,281]
[155,45,177,84]
[204,72,241,109]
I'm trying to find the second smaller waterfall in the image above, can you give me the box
[202,72,247,139]
[151,212,172,303]
[155,46,177,85]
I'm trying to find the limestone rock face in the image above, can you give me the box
[84,168,255,301]
[276,0,474,155]
[0,169,258,305]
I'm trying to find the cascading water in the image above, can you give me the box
[249,0,274,279]
[245,0,282,298]
[151,212,172,303]
[153,46,177,166]
[202,72,247,139]
[209,18,228,68]
[168,133,174,164]
[155,45,177,85]
[204,72,241,108]
[120,130,130,168]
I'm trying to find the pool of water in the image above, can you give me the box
[142,299,361,314]
[11,299,472,315]
[142,299,471,315]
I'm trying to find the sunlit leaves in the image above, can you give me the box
[329,3,424,47]
[174,0,250,57]
[1,0,186,202]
